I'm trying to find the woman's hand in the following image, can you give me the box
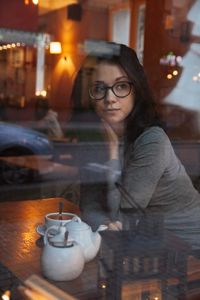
[107,221,122,231]
[101,119,119,160]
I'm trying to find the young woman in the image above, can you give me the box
[77,42,200,251]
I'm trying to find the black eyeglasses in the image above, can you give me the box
[89,81,133,101]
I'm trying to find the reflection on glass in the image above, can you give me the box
[164,0,200,115]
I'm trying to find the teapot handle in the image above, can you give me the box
[43,225,59,245]
[71,215,82,223]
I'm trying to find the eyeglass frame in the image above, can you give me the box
[89,81,134,101]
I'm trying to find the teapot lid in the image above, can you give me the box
[66,219,90,231]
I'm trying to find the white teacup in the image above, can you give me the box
[45,212,80,229]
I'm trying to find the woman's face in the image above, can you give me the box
[91,61,135,126]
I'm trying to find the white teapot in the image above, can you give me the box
[65,216,107,262]
[41,225,85,281]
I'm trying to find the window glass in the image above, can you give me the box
[1,1,200,300]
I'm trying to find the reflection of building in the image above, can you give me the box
[0,0,150,115]
[0,29,50,107]
[164,0,200,110]
[163,0,200,133]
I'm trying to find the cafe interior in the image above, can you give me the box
[1,0,200,299]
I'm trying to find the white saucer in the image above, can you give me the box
[36,224,60,237]
[36,224,46,236]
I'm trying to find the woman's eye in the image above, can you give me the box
[94,85,105,93]
[116,82,128,90]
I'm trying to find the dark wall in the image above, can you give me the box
[0,0,38,31]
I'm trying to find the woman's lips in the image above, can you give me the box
[104,108,120,112]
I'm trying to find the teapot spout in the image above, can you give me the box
[91,231,101,255]
[96,224,108,232]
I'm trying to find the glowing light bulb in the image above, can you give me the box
[193,76,198,81]
[167,74,173,79]
[2,290,11,300]
[41,90,47,97]
[50,42,62,54]
[173,70,178,76]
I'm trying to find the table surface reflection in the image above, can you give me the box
[0,198,200,300]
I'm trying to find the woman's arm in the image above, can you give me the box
[79,119,123,231]
[106,127,171,214]
[101,119,121,160]
[80,181,112,231]
[100,119,123,224]
[121,127,170,209]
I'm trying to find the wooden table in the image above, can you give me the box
[0,198,79,279]
[0,198,200,300]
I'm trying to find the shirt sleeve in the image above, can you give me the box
[121,128,171,209]
[106,127,171,216]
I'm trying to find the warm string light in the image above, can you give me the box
[0,43,23,51]
[35,90,47,97]
[24,0,38,5]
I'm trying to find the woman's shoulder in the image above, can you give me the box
[143,126,167,137]
[135,126,170,146]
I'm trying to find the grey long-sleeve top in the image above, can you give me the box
[80,126,200,249]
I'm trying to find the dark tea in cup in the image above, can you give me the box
[45,212,78,228]
[48,214,72,220]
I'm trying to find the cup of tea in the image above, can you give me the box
[45,212,80,229]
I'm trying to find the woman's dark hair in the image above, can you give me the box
[118,44,161,143]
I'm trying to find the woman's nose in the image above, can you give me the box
[104,88,117,103]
